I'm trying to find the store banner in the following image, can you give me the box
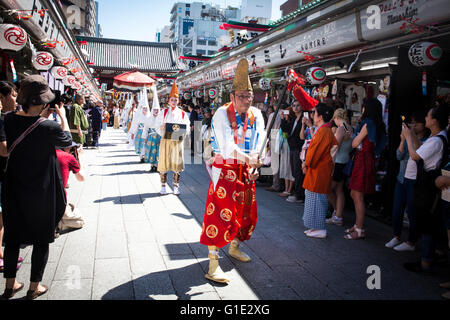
[360,0,450,41]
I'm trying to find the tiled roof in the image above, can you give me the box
[77,36,181,73]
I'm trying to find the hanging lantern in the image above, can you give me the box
[208,88,218,99]
[259,78,272,91]
[50,66,68,80]
[183,92,192,100]
[306,67,326,85]
[32,51,54,71]
[408,42,443,67]
[0,24,27,51]
[63,75,76,87]
[195,90,203,98]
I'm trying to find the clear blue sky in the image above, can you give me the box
[97,0,285,42]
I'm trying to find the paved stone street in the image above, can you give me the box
[1,127,448,300]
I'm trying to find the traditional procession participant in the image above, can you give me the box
[121,98,132,133]
[157,81,190,195]
[200,58,266,284]
[141,85,163,172]
[130,90,150,162]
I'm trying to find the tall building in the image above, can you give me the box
[169,2,241,57]
[156,26,171,43]
[280,0,313,16]
[95,1,103,38]
[241,0,272,24]
[60,0,99,37]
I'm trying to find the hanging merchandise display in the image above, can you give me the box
[32,51,54,71]
[408,42,443,67]
[0,24,28,51]
[208,88,218,99]
[306,67,327,85]
[50,66,68,80]
[259,78,272,91]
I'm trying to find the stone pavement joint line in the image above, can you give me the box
[0,128,446,300]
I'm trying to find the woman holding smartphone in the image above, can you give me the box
[327,108,353,226]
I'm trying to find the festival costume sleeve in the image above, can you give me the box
[211,108,240,159]
[129,114,140,136]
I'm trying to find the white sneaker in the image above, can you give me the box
[326,215,343,226]
[385,237,402,248]
[393,242,415,251]
[173,186,181,195]
[306,230,327,239]
[286,196,297,203]
[160,186,167,195]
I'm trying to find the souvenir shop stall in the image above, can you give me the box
[175,0,450,218]
[0,0,101,100]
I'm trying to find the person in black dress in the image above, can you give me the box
[1,75,72,300]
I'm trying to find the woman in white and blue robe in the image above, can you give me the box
[129,95,150,161]
[141,86,163,172]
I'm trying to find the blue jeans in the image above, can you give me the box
[392,178,417,244]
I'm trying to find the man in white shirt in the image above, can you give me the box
[200,59,265,284]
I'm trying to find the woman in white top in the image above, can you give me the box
[130,93,150,161]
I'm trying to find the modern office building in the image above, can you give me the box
[169,2,241,57]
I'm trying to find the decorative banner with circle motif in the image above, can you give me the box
[50,66,68,80]
[306,67,327,85]
[183,92,192,100]
[32,51,54,71]
[0,24,28,52]
[208,88,218,99]
[408,42,443,67]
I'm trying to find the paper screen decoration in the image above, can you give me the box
[208,88,218,99]
[32,51,54,71]
[50,66,68,80]
[306,67,326,84]
[0,24,27,51]
[408,42,443,67]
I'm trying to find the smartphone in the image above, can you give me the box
[303,112,309,118]
[49,90,61,110]
[401,115,406,123]
[282,110,290,115]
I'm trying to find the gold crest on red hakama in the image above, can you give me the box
[224,230,231,243]
[206,225,218,239]
[220,208,233,222]
[207,203,215,216]
[216,187,226,199]
[225,170,237,182]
